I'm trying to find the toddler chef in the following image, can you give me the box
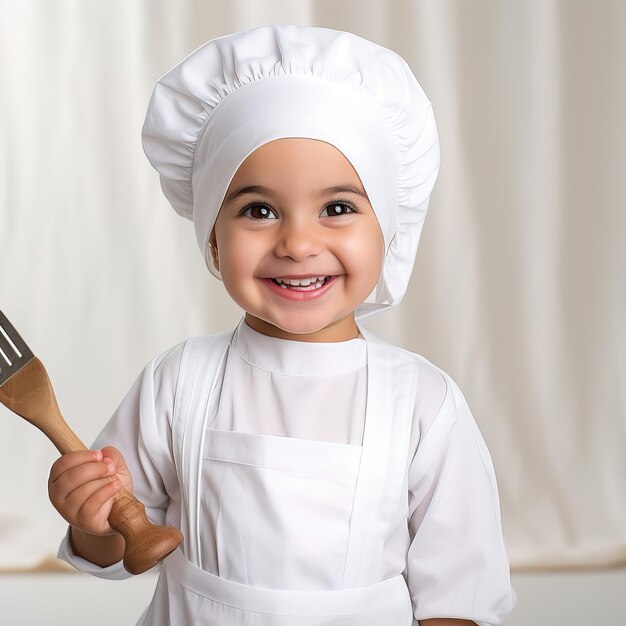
[50,24,517,625]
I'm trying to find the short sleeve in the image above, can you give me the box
[406,370,517,625]
[57,342,184,579]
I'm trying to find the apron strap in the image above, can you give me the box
[164,547,411,617]
[342,327,418,586]
[172,326,235,566]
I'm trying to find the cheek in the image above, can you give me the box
[217,246,259,310]
[216,229,266,284]
[341,227,385,285]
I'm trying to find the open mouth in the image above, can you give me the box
[270,276,331,292]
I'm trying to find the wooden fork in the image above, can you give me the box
[0,308,183,574]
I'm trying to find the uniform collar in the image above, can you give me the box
[233,318,367,377]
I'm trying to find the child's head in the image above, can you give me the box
[142,24,440,333]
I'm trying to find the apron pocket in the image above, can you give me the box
[201,428,362,590]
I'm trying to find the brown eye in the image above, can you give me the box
[241,204,278,220]
[321,202,357,217]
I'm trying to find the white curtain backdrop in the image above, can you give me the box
[0,0,624,572]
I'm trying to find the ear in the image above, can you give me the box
[208,228,220,272]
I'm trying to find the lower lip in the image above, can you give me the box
[261,276,338,302]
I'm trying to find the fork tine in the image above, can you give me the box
[0,309,35,384]
[0,321,17,372]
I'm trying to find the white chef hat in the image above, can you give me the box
[141,24,440,319]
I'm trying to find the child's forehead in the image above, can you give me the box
[230,138,362,184]
[223,139,370,210]
[248,137,339,151]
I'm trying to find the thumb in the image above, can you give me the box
[100,445,133,493]
[100,445,128,473]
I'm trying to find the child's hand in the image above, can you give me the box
[48,446,133,536]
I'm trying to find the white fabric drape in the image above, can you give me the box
[0,0,624,572]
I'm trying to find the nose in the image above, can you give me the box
[273,218,323,262]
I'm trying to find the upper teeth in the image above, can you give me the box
[274,276,327,286]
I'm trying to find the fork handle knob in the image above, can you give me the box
[108,488,183,574]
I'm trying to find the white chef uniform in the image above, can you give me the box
[59,23,517,625]
[59,318,516,624]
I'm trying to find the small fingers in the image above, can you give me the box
[49,458,116,502]
[49,450,104,483]
[59,476,122,533]
[74,478,123,530]
[48,453,120,532]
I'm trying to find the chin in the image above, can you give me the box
[275,320,330,336]
[256,312,338,337]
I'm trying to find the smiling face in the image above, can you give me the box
[209,138,385,342]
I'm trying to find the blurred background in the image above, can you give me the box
[0,0,624,624]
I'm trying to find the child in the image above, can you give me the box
[50,25,516,625]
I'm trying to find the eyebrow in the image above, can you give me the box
[222,184,369,205]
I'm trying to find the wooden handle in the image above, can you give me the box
[107,487,183,575]
[0,358,183,574]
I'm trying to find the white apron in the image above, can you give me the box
[137,321,418,625]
